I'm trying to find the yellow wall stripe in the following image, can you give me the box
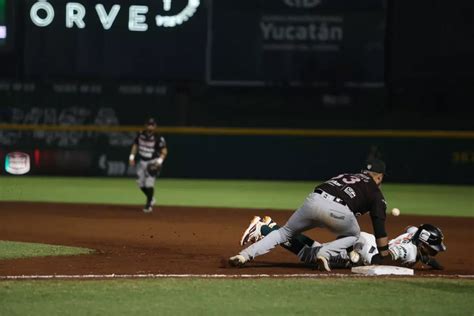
[0,123,472,139]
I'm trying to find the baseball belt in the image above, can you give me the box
[314,189,347,206]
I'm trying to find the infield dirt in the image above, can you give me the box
[0,202,472,276]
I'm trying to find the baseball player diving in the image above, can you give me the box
[238,216,446,270]
[229,158,394,270]
[129,118,168,213]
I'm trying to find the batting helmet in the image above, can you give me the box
[412,224,447,253]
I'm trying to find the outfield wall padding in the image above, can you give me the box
[1,134,472,184]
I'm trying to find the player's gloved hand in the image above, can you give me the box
[371,253,398,266]
[147,163,161,176]
[129,154,136,166]
[147,157,165,176]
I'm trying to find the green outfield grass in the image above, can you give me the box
[0,241,92,260]
[0,278,473,315]
[0,177,472,216]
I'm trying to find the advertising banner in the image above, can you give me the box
[209,0,385,86]
[23,0,207,80]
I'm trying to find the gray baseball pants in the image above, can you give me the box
[136,160,158,188]
[240,192,360,261]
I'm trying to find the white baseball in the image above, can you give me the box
[391,208,400,216]
[349,250,360,263]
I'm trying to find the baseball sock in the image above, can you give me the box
[261,225,315,257]
[140,187,147,197]
[145,187,154,205]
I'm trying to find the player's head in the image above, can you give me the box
[145,118,157,134]
[412,224,447,256]
[362,158,386,186]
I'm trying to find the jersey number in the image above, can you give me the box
[333,174,361,185]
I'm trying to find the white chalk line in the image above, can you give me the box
[1,273,473,280]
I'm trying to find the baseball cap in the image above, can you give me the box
[146,118,157,126]
[364,158,386,174]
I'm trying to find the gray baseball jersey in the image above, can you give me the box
[134,131,166,187]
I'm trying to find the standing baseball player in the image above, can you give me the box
[129,118,167,213]
[229,158,392,271]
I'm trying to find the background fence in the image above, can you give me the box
[1,125,473,184]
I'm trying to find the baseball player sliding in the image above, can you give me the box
[238,216,446,270]
[129,118,168,213]
[229,158,393,271]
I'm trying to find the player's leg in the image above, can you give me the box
[256,218,355,268]
[315,206,360,270]
[142,161,157,213]
[260,224,320,262]
[235,193,322,264]
[136,160,148,202]
[263,222,353,268]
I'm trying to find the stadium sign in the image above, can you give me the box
[5,152,31,175]
[29,0,200,29]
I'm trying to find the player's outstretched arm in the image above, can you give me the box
[156,138,168,166]
[376,236,390,257]
[160,147,168,162]
[129,144,138,166]
[370,236,398,265]
[419,255,444,270]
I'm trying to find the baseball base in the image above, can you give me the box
[351,265,414,276]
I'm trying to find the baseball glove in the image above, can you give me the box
[146,162,161,176]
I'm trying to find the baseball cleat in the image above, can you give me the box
[143,198,155,213]
[143,203,153,213]
[329,254,352,269]
[240,216,263,246]
[316,256,331,272]
[228,254,247,267]
[262,215,277,228]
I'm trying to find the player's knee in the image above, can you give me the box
[336,232,359,241]
[343,229,360,239]
[278,225,295,242]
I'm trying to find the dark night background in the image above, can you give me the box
[0,0,473,183]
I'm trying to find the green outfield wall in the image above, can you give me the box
[0,126,472,184]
